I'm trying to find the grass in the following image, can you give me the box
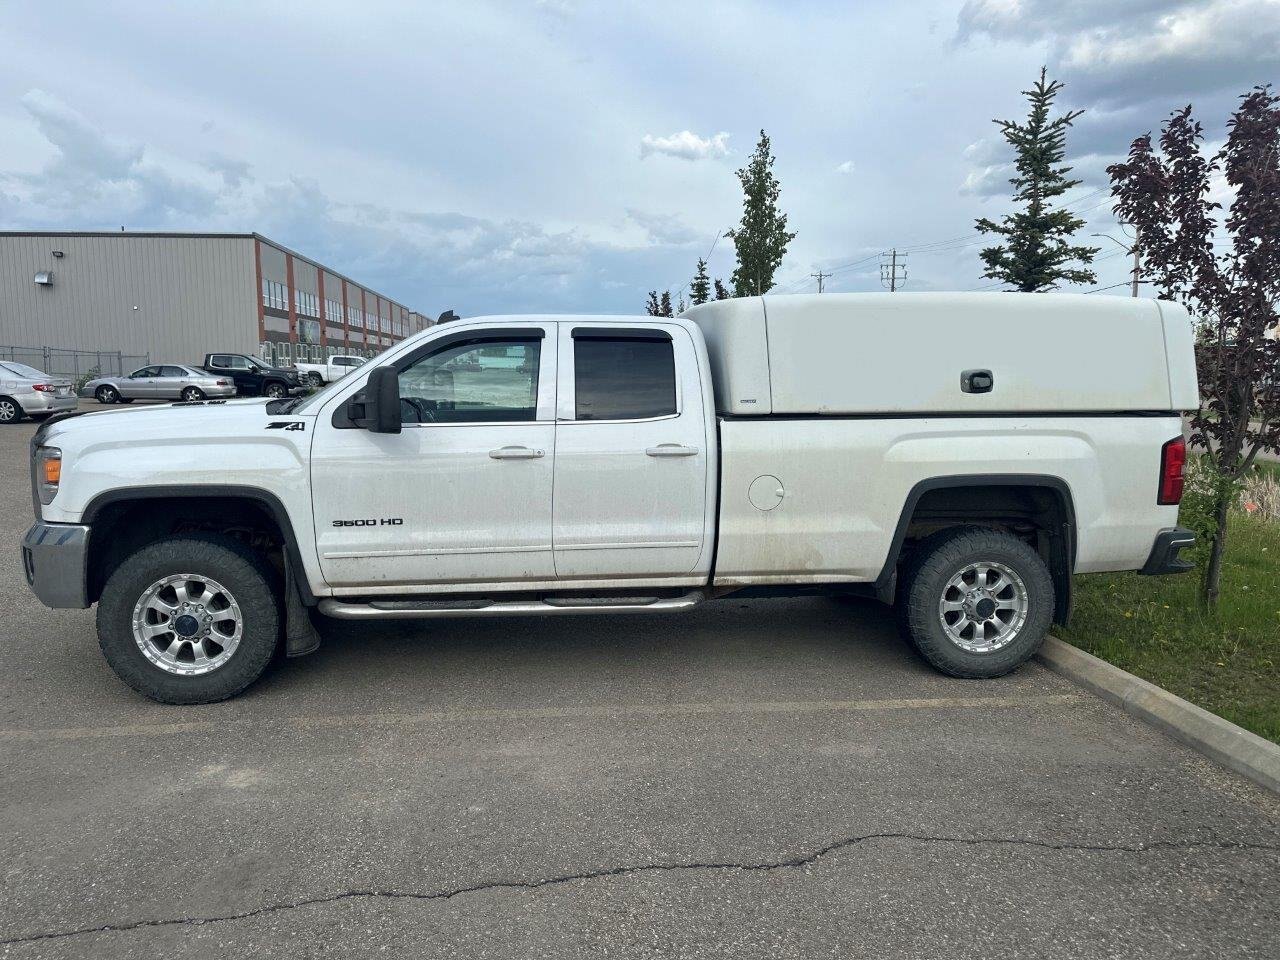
[1059,510,1280,744]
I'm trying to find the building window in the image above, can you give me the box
[298,318,321,345]
[261,279,288,311]
[324,298,343,324]
[294,290,319,317]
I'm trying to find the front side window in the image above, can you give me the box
[573,336,676,421]
[398,338,541,424]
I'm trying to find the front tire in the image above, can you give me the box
[264,381,287,399]
[0,396,23,423]
[902,527,1053,679]
[96,535,281,704]
[306,372,323,388]
[95,385,119,404]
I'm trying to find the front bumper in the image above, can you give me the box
[1139,527,1196,576]
[21,393,78,414]
[21,522,91,608]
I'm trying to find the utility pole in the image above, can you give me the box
[1130,230,1141,298]
[1091,229,1142,297]
[880,249,907,292]
[809,270,831,293]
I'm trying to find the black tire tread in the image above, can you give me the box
[904,526,1053,679]
[96,534,281,704]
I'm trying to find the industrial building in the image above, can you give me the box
[0,232,430,369]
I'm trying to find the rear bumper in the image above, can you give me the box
[21,522,91,608]
[21,393,78,414]
[1139,527,1196,576]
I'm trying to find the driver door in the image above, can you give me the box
[310,323,558,591]
[120,366,160,398]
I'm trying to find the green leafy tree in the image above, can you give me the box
[727,130,796,296]
[975,68,1099,291]
[689,258,711,305]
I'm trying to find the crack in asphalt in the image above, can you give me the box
[3,832,1278,947]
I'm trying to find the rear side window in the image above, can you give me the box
[574,336,676,421]
[160,366,187,377]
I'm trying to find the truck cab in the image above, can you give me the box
[202,353,302,398]
[22,295,1198,704]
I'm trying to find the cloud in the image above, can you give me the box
[957,0,1280,106]
[835,160,856,174]
[0,89,711,316]
[639,130,731,161]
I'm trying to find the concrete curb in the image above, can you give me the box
[1037,635,1280,795]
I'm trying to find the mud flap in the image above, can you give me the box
[284,554,322,657]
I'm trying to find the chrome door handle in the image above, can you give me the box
[646,444,699,457]
[489,446,544,460]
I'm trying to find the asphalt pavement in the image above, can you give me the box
[1,404,1278,959]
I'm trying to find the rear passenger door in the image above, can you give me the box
[552,324,709,579]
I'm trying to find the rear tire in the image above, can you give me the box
[96,535,281,704]
[0,396,24,423]
[902,527,1053,679]
[181,386,205,401]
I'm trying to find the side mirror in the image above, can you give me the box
[349,366,402,434]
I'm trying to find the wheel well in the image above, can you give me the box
[884,480,1075,624]
[85,496,287,605]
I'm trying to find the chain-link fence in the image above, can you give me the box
[0,345,150,381]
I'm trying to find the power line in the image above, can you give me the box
[880,249,907,292]
[809,269,831,293]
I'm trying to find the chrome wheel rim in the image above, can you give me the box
[0,400,15,421]
[182,387,202,401]
[97,387,115,403]
[937,560,1029,654]
[266,384,285,398]
[132,574,243,676]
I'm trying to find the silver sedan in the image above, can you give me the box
[82,365,237,404]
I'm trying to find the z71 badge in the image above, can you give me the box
[266,421,306,431]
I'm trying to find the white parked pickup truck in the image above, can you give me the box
[293,354,366,387]
[22,293,1198,704]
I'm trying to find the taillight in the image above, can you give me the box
[32,383,54,392]
[1158,436,1187,505]
[216,379,230,386]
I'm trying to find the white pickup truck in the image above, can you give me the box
[293,354,366,387]
[22,293,1198,704]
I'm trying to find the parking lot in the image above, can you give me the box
[1,405,1278,959]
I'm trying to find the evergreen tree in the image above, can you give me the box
[689,258,711,305]
[677,293,687,314]
[727,130,796,296]
[645,291,662,316]
[659,291,673,317]
[975,68,1099,291]
[713,279,731,300]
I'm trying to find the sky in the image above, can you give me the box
[0,0,1276,317]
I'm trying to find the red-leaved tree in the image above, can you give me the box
[1108,87,1280,606]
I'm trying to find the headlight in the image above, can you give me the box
[36,446,61,505]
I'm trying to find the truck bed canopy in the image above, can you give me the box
[682,293,1197,416]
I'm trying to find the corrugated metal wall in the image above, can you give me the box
[0,234,258,365]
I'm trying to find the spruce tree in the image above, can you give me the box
[727,130,796,296]
[975,68,1099,291]
[689,258,711,305]
[659,291,673,318]
[645,291,662,316]
[713,279,731,300]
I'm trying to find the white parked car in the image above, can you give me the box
[0,361,77,423]
[294,354,366,387]
[21,293,1198,704]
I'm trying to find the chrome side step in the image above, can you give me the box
[317,590,705,620]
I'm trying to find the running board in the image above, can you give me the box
[317,591,705,620]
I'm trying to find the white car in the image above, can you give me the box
[0,361,77,423]
[21,293,1198,704]
[294,354,366,387]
